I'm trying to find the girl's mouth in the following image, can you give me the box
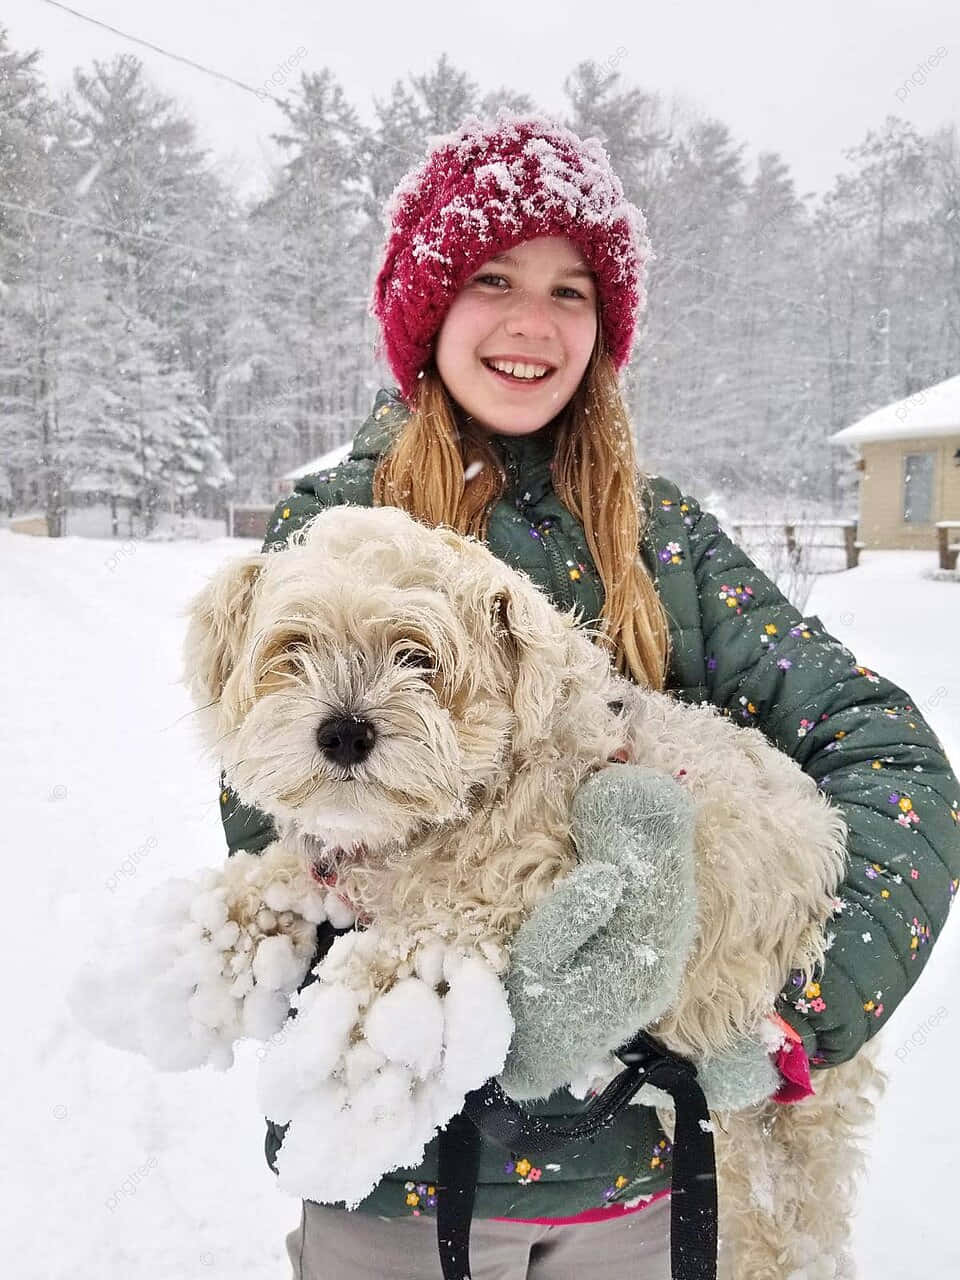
[481,358,556,390]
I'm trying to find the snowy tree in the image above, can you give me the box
[563,59,671,204]
[0,72,103,533]
[409,52,481,138]
[66,56,214,328]
[4,35,959,530]
[910,121,960,381]
[635,118,749,478]
[0,25,54,516]
[208,294,301,503]
[821,119,929,407]
[247,68,372,469]
[86,299,226,534]
[728,151,822,500]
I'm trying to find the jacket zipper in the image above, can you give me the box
[541,525,573,609]
[503,448,574,610]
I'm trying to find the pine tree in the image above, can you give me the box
[0,25,55,518]
[247,68,371,469]
[67,55,214,327]
[638,117,749,481]
[817,117,930,415]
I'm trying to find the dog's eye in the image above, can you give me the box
[396,646,435,673]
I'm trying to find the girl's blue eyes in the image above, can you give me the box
[472,273,587,300]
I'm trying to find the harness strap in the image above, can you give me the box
[435,1031,717,1280]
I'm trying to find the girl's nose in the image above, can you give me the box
[503,290,557,340]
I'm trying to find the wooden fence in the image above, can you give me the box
[936,521,960,571]
[729,520,861,571]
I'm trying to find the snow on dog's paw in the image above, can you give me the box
[257,938,515,1207]
[364,977,444,1079]
[68,853,327,1073]
[437,952,514,1099]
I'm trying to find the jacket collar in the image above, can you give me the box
[350,387,558,504]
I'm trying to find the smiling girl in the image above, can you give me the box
[435,235,600,430]
[218,110,960,1280]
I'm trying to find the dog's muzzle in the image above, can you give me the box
[316,714,377,767]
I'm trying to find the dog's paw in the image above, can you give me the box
[257,938,514,1207]
[68,859,323,1072]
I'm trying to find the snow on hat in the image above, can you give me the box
[369,108,654,406]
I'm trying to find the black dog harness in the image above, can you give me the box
[434,1030,718,1280]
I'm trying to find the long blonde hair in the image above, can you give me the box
[372,329,671,690]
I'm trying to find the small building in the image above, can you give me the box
[829,375,960,558]
[228,440,354,538]
[275,441,353,501]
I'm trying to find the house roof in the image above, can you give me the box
[830,373,960,445]
[280,440,352,482]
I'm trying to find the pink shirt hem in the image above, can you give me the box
[490,1187,671,1226]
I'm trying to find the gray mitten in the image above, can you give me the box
[497,764,699,1101]
[633,1031,782,1113]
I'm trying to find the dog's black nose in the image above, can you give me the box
[316,715,377,767]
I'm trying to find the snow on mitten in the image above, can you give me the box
[69,847,334,1072]
[498,764,699,1101]
[257,931,514,1208]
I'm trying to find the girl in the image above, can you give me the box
[219,110,960,1278]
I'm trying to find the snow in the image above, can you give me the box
[362,975,446,1078]
[3,527,959,1277]
[68,851,328,1075]
[829,373,960,445]
[259,940,512,1208]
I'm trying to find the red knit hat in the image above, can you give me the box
[369,108,654,406]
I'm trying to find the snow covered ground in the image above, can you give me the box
[2,526,958,1279]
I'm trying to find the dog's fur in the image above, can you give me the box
[183,503,886,1278]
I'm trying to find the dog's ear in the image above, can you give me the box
[491,584,577,755]
[181,553,265,706]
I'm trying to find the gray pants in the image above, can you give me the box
[286,1195,673,1279]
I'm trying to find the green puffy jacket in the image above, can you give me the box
[218,386,960,1220]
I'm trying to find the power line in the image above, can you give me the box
[38,0,423,168]
[22,9,824,321]
[0,195,386,318]
[0,197,223,256]
[0,198,332,290]
[40,0,292,107]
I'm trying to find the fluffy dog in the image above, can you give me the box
[155,504,886,1276]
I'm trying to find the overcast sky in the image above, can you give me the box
[6,0,959,204]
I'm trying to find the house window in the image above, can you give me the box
[903,452,935,523]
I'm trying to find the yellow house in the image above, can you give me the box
[830,375,960,560]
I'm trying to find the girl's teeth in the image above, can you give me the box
[485,360,549,380]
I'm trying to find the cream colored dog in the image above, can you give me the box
[179,503,885,1279]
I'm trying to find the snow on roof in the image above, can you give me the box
[280,440,352,481]
[829,374,960,445]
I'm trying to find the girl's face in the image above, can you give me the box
[434,235,598,437]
